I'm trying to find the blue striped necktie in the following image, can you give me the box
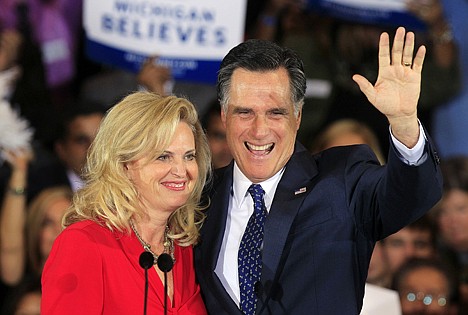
[238,184,267,315]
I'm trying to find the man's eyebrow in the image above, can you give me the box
[268,107,288,114]
[231,106,252,113]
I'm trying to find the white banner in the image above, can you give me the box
[83,0,247,82]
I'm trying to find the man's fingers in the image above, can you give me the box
[402,31,415,67]
[352,74,375,102]
[378,32,391,69]
[412,45,426,74]
[391,27,406,66]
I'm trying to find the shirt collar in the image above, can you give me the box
[67,169,84,192]
[232,162,285,210]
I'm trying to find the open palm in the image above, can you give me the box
[353,27,426,147]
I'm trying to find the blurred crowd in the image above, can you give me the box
[1,0,467,314]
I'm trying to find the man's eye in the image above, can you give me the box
[389,240,403,247]
[270,109,287,116]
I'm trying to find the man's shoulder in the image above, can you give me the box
[313,144,377,162]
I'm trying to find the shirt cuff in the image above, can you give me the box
[390,122,427,166]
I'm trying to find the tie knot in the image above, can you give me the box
[248,184,265,200]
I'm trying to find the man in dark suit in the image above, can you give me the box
[194,27,442,314]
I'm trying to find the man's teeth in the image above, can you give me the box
[247,143,272,151]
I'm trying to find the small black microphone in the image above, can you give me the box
[157,253,174,315]
[139,252,154,315]
[139,251,154,269]
[157,253,174,272]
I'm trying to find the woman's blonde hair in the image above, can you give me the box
[310,118,386,165]
[63,92,212,246]
[27,186,73,276]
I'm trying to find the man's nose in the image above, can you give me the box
[251,115,269,138]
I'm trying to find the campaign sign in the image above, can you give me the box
[83,0,247,83]
[307,0,426,31]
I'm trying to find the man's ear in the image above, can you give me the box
[296,109,302,131]
[221,108,227,128]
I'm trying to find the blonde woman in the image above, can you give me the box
[41,92,211,314]
[27,186,73,278]
[1,184,72,285]
[310,118,386,165]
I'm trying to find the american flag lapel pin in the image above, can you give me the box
[294,187,307,195]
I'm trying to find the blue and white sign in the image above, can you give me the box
[83,0,247,83]
[307,0,426,31]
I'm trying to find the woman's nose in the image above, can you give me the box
[171,159,186,176]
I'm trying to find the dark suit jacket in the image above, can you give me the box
[195,140,442,314]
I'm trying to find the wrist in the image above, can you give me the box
[389,117,420,149]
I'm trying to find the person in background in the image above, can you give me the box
[393,257,459,315]
[194,27,442,314]
[41,92,211,314]
[137,56,173,96]
[1,185,72,285]
[432,156,468,312]
[79,55,173,110]
[202,99,233,169]
[367,241,393,289]
[427,0,468,158]
[26,186,72,278]
[0,3,54,148]
[0,148,32,293]
[27,100,105,196]
[1,0,84,110]
[0,278,41,315]
[310,118,385,165]
[79,55,217,118]
[381,214,438,282]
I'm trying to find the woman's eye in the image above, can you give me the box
[157,155,169,161]
[185,153,196,161]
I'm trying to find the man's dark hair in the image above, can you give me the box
[217,39,306,117]
[392,257,459,304]
[54,99,106,143]
[441,156,468,193]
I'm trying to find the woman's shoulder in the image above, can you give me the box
[63,220,121,241]
[66,219,106,232]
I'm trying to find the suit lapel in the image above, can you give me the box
[261,143,318,290]
[204,169,232,269]
[202,166,242,312]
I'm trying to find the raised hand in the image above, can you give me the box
[0,30,22,72]
[137,56,172,96]
[352,27,426,148]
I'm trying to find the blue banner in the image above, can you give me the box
[307,0,427,31]
[85,38,221,84]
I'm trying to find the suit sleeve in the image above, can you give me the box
[41,227,104,314]
[351,138,442,240]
